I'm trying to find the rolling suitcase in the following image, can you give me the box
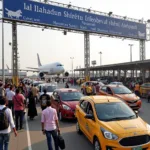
[58,133,65,149]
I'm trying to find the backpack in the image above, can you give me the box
[0,87,4,97]
[0,107,9,130]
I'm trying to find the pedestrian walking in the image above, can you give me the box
[0,83,5,97]
[39,89,50,111]
[92,84,96,95]
[28,91,37,120]
[6,86,15,118]
[31,85,38,104]
[41,100,60,150]
[13,89,25,130]
[65,82,69,88]
[0,96,17,150]
[85,83,92,96]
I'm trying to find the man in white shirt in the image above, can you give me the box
[5,84,10,96]
[0,96,17,150]
[6,86,15,118]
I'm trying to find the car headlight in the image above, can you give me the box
[146,124,150,130]
[62,104,71,110]
[101,127,118,140]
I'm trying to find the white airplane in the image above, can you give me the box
[7,54,69,78]
[26,54,68,78]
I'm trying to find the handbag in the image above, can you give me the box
[58,133,65,149]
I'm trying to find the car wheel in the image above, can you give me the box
[59,111,63,121]
[94,137,101,150]
[76,120,82,134]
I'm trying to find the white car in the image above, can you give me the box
[38,82,57,99]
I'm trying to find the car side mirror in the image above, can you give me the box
[84,114,95,121]
[134,110,138,117]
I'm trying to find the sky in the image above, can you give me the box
[0,0,150,75]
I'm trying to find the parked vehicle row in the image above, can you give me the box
[38,82,150,150]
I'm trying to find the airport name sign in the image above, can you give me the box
[3,0,146,40]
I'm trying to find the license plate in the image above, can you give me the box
[130,103,137,106]
[132,146,142,150]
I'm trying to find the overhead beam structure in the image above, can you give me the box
[84,32,90,80]
[139,40,146,61]
[12,22,18,86]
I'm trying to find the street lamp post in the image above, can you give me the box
[128,44,133,62]
[99,52,102,66]
[99,52,102,77]
[70,57,74,86]
[129,44,134,78]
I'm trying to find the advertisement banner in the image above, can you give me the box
[3,0,146,40]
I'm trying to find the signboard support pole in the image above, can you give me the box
[139,40,146,61]
[2,18,5,85]
[12,22,18,86]
[84,32,90,81]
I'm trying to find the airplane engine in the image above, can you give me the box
[38,72,45,78]
[64,71,69,77]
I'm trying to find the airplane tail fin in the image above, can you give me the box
[37,53,42,67]
[6,64,10,70]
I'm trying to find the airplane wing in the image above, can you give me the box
[7,68,39,73]
[26,67,38,69]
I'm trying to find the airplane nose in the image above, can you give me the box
[62,67,65,72]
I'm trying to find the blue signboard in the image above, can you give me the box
[3,0,146,40]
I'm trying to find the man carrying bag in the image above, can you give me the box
[58,132,65,149]
[41,100,61,150]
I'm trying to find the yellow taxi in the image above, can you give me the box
[140,83,150,97]
[76,78,85,85]
[75,96,150,150]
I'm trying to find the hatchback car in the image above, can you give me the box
[51,88,83,120]
[75,96,150,150]
[140,83,150,97]
[98,85,141,110]
[37,83,57,99]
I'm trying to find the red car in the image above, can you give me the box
[51,88,83,121]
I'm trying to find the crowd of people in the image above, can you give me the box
[0,79,62,150]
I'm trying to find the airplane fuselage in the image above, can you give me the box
[38,62,65,75]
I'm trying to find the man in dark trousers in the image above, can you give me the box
[39,89,50,111]
[41,100,60,150]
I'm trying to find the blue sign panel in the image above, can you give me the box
[3,0,146,40]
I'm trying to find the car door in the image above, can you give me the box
[51,91,60,113]
[84,101,96,142]
[99,86,107,95]
[77,100,89,134]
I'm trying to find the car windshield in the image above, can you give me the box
[110,82,123,85]
[142,83,150,87]
[60,92,83,101]
[34,82,43,86]
[95,102,136,121]
[46,86,56,92]
[111,86,132,94]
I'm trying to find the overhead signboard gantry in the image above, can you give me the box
[2,0,149,83]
